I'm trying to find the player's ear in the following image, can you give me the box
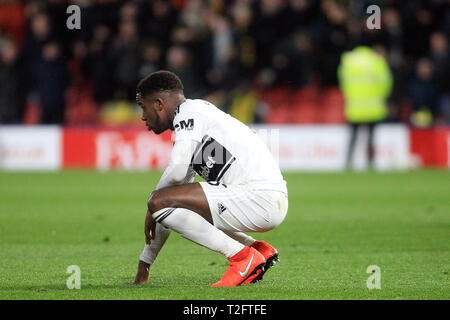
[154,97,164,112]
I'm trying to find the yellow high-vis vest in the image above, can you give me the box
[338,46,393,123]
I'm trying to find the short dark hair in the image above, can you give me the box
[136,70,184,98]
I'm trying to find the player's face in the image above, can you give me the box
[138,94,168,134]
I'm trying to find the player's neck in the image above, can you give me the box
[174,94,186,109]
[169,94,186,129]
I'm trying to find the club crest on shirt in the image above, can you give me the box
[206,156,216,168]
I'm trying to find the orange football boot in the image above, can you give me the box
[250,240,280,282]
[211,246,266,287]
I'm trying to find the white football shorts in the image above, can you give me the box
[199,181,288,233]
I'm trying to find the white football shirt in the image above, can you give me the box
[172,99,287,193]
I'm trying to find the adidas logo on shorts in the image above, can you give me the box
[217,203,227,214]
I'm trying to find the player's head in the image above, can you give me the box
[136,70,185,134]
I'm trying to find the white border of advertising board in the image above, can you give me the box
[0,126,61,170]
[252,124,411,171]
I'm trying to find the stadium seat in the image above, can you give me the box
[266,104,289,124]
[289,87,320,123]
[65,85,99,125]
[258,87,291,124]
[289,103,318,123]
[317,87,346,123]
[23,101,41,125]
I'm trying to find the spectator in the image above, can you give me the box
[86,24,114,103]
[251,0,285,70]
[202,13,237,91]
[0,37,26,123]
[429,32,450,123]
[408,58,439,126]
[23,12,69,124]
[229,0,256,78]
[143,0,177,53]
[317,0,350,86]
[338,46,393,169]
[36,41,70,124]
[110,20,141,100]
[166,45,203,98]
[138,41,162,80]
[271,30,315,88]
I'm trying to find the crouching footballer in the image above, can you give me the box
[129,70,288,287]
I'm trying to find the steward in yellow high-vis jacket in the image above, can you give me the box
[338,46,393,169]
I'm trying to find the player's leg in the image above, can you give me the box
[222,230,256,246]
[222,230,280,282]
[367,122,376,169]
[147,183,266,286]
[199,182,288,282]
[222,230,278,264]
[346,122,358,169]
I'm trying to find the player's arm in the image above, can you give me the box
[130,140,198,285]
[154,140,198,190]
[143,139,198,245]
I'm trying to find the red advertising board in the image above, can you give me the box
[410,126,450,168]
[62,127,173,170]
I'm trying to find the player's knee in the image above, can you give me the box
[147,190,172,213]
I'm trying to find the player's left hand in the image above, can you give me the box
[125,260,151,285]
[144,209,155,245]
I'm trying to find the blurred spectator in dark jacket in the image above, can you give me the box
[251,0,285,70]
[36,41,69,124]
[271,30,315,87]
[429,32,450,123]
[23,12,69,124]
[282,0,317,33]
[110,20,141,100]
[166,45,203,98]
[86,24,114,103]
[0,37,27,123]
[229,0,256,78]
[202,13,237,91]
[138,41,162,80]
[316,0,350,86]
[408,58,439,126]
[382,7,404,69]
[142,0,178,54]
[403,6,434,59]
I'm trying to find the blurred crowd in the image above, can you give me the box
[0,0,449,126]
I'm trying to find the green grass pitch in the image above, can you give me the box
[0,170,448,300]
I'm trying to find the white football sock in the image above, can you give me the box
[222,230,256,247]
[153,207,244,258]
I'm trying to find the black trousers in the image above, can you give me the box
[346,122,377,169]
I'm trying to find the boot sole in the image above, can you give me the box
[238,261,267,285]
[251,253,279,283]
